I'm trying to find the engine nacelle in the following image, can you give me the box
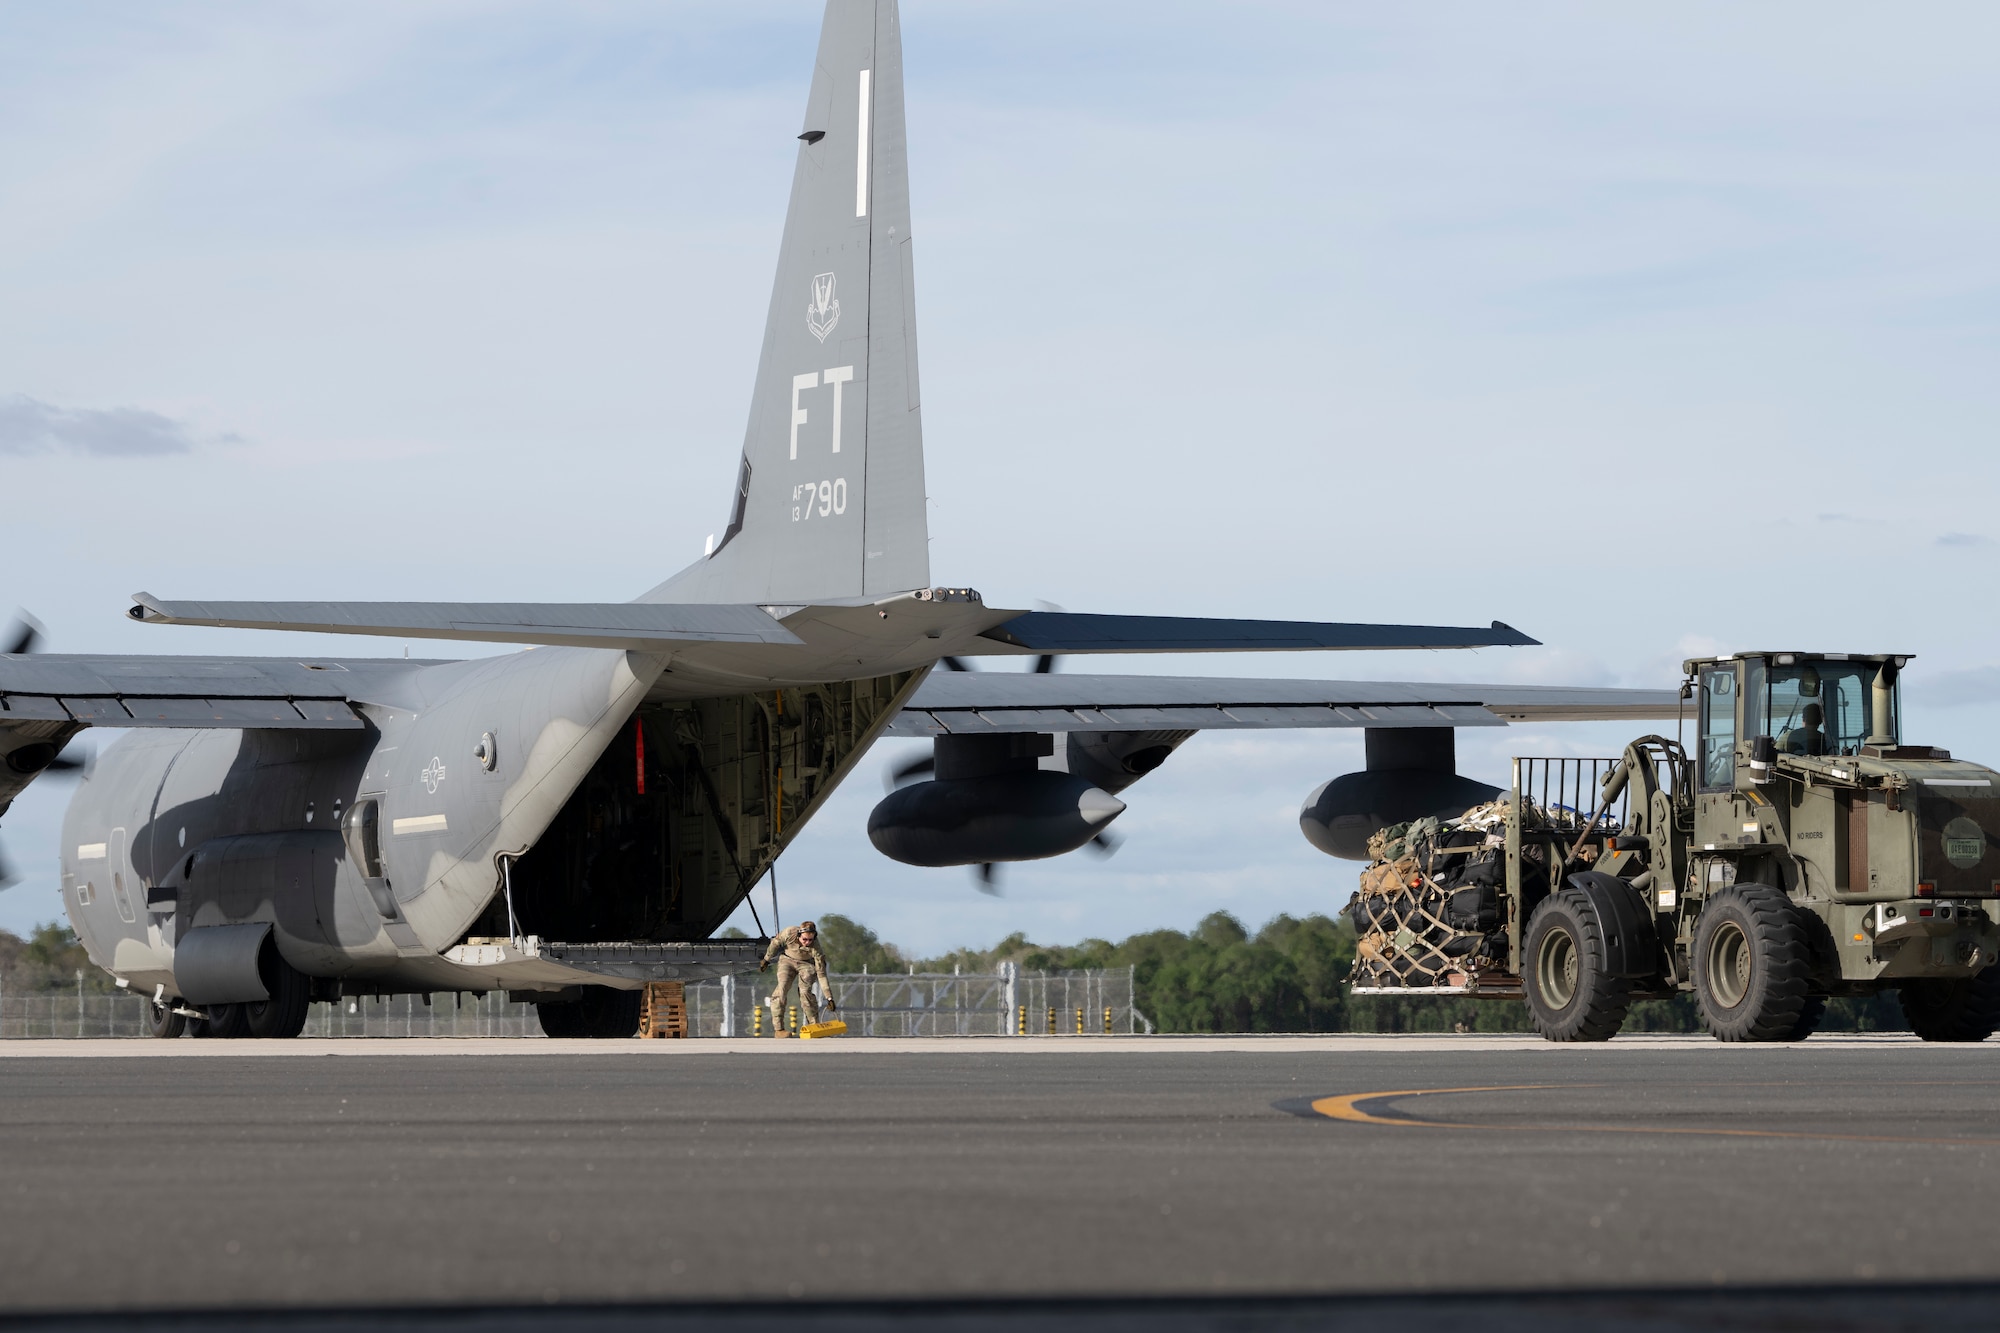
[1298,726,1500,861]
[868,771,1125,867]
[1299,769,1501,861]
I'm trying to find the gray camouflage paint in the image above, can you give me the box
[642,0,927,607]
[60,648,660,997]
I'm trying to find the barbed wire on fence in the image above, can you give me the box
[0,964,1144,1039]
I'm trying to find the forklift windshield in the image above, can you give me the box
[1752,662,1889,758]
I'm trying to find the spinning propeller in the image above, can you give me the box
[884,636,1117,895]
[1,613,94,889]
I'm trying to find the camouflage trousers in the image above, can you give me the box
[769,958,822,1029]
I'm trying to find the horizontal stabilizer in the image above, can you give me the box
[884,672,1679,736]
[975,613,1538,655]
[130,595,803,650]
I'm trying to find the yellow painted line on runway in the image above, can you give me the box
[1310,1085,1567,1127]
[1309,1085,2000,1147]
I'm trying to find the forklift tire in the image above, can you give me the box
[1778,994,1827,1043]
[1691,884,1810,1042]
[1522,888,1632,1042]
[1900,966,2000,1043]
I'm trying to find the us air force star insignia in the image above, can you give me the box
[807,272,840,342]
[422,757,447,793]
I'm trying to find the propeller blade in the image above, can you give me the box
[940,656,973,672]
[4,613,46,657]
[0,837,17,890]
[1089,829,1123,857]
[973,862,1001,896]
[1030,603,1065,674]
[45,745,94,777]
[884,754,935,792]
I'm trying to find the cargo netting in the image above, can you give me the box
[1345,799,1531,993]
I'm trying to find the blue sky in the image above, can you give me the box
[4,2,1998,952]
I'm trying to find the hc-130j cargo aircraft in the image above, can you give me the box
[0,0,1672,1038]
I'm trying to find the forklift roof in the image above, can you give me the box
[1681,651,1912,674]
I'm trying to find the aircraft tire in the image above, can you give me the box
[1692,884,1810,1041]
[202,1003,252,1039]
[1521,887,1631,1042]
[1900,965,2000,1042]
[242,958,312,1039]
[145,998,186,1040]
[576,986,643,1038]
[535,1000,580,1038]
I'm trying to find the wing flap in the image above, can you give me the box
[0,695,70,721]
[59,698,137,723]
[3,653,407,730]
[882,673,1678,736]
[130,594,803,649]
[120,697,360,728]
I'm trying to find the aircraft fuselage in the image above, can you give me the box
[60,646,662,999]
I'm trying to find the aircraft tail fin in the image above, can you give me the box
[643,0,927,607]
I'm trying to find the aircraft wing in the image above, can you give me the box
[0,653,439,729]
[883,672,1682,736]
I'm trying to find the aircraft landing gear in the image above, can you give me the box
[196,1003,251,1038]
[242,957,311,1039]
[145,997,186,1039]
[537,986,642,1038]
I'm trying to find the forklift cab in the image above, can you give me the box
[1690,653,1905,797]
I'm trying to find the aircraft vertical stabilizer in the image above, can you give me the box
[643,0,927,607]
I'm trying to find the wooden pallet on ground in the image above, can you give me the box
[637,982,687,1038]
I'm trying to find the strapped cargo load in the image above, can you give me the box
[1345,799,1557,996]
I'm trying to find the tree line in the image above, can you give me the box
[0,924,119,995]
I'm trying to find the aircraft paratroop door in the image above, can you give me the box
[109,827,137,924]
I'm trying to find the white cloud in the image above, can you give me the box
[0,395,202,456]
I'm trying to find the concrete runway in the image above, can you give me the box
[1,1035,1996,1330]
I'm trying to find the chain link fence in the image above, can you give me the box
[692,964,1145,1037]
[0,989,545,1039]
[0,965,1148,1039]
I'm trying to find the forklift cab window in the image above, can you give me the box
[1767,666,1828,756]
[1765,663,1884,757]
[1699,667,1736,790]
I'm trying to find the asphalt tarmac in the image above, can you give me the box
[2,1035,1996,1331]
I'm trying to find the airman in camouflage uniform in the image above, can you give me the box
[762,920,833,1035]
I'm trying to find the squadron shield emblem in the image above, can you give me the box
[807,272,841,342]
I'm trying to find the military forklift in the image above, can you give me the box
[1346,652,2000,1041]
